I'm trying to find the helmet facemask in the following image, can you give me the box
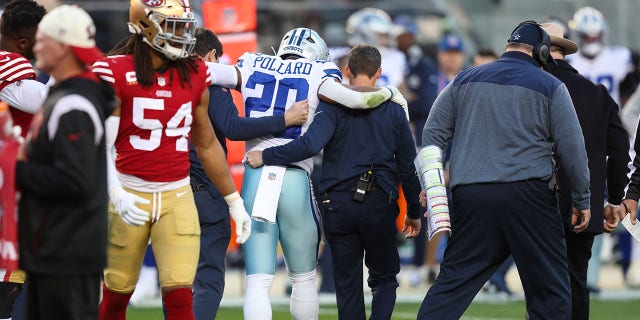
[128,0,197,60]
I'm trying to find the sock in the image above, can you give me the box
[244,274,274,320]
[98,285,131,320]
[164,288,194,320]
[289,271,318,320]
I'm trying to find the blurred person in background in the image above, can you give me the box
[342,7,407,89]
[567,6,635,292]
[0,0,47,319]
[419,33,468,286]
[393,14,439,288]
[17,5,114,318]
[472,48,498,66]
[543,22,630,319]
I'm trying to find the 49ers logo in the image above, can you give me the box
[142,0,164,7]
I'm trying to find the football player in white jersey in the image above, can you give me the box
[206,27,405,320]
[329,7,406,88]
[566,6,632,105]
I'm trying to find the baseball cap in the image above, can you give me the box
[507,22,549,47]
[38,5,103,66]
[438,34,464,52]
[394,15,418,36]
[541,22,578,55]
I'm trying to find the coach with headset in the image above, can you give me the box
[417,21,591,319]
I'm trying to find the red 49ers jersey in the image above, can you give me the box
[0,51,38,137]
[92,55,211,182]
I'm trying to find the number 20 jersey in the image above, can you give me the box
[235,53,341,172]
[93,55,211,183]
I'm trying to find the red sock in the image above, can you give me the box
[98,285,131,320]
[164,288,194,320]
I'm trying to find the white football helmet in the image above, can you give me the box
[346,8,393,47]
[128,0,197,60]
[276,28,329,61]
[573,6,606,58]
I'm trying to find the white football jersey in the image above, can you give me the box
[328,46,406,87]
[566,46,633,105]
[378,47,406,87]
[235,52,341,172]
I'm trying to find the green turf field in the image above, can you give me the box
[127,299,640,319]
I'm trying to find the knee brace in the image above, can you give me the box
[244,274,274,320]
[289,271,318,320]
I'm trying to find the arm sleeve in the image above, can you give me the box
[395,109,422,219]
[262,104,336,165]
[16,108,100,199]
[0,79,47,113]
[603,86,631,205]
[208,86,286,140]
[207,61,240,89]
[422,83,455,150]
[549,84,591,210]
[318,79,393,109]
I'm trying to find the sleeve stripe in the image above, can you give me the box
[92,67,113,75]
[2,68,36,82]
[0,58,30,72]
[98,75,115,83]
[92,61,110,67]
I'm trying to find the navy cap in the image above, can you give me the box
[438,34,464,52]
[508,23,548,47]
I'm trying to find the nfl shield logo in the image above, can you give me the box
[268,173,276,181]
[158,77,166,86]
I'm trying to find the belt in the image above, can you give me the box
[349,182,380,192]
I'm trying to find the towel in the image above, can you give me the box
[251,165,286,223]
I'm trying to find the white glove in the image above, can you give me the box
[225,191,252,244]
[385,86,410,121]
[110,186,150,227]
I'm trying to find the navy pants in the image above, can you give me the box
[192,188,231,320]
[322,190,399,320]
[418,181,571,320]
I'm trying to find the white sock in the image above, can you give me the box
[244,274,274,320]
[289,271,318,320]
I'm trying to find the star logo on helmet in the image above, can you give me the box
[513,34,521,40]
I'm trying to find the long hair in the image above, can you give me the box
[109,35,199,88]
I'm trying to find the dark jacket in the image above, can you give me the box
[16,72,115,275]
[263,100,421,219]
[549,59,630,233]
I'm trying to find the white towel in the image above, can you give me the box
[251,165,286,223]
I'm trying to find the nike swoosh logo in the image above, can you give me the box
[176,191,188,197]
[314,111,323,117]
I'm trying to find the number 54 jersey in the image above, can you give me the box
[235,52,341,172]
[93,55,211,183]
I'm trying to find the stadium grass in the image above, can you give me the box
[127,299,640,319]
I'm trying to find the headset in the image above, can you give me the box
[509,20,551,67]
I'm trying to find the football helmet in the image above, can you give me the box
[573,6,606,58]
[276,28,329,61]
[128,0,196,60]
[346,8,393,47]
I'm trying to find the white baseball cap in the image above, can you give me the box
[38,5,103,66]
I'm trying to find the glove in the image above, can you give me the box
[225,191,252,244]
[110,186,150,227]
[385,86,410,121]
